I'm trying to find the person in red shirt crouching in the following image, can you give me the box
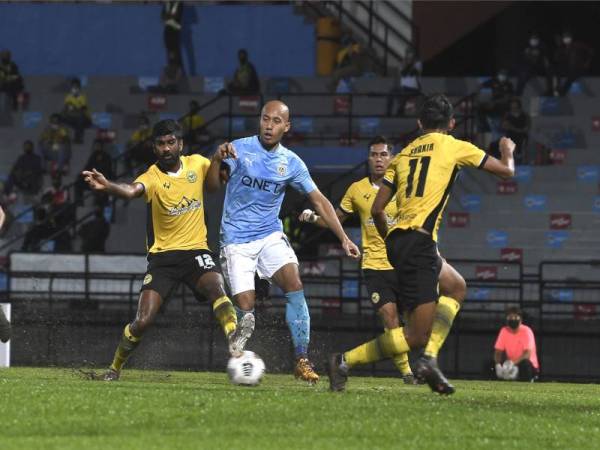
[494,306,539,382]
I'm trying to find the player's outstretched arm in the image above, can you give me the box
[298,207,348,228]
[371,183,395,239]
[307,189,360,259]
[81,168,144,199]
[481,137,516,179]
[0,205,5,230]
[206,142,237,193]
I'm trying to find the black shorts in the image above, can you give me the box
[141,249,220,302]
[363,269,401,311]
[385,229,443,311]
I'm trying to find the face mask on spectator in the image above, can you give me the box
[71,87,80,96]
[563,36,572,45]
[507,319,521,330]
[497,74,507,82]
[529,38,539,47]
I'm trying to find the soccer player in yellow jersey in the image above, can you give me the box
[299,136,416,383]
[328,94,516,394]
[82,120,239,381]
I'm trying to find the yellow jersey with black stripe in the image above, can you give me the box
[134,155,210,253]
[340,177,398,270]
[383,132,487,242]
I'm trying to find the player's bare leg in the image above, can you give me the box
[231,290,256,356]
[104,290,163,381]
[194,271,239,354]
[272,263,319,384]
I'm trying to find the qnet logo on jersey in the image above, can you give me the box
[523,195,547,212]
[476,266,498,280]
[447,212,470,228]
[497,180,518,195]
[486,230,508,248]
[550,213,572,229]
[500,248,523,262]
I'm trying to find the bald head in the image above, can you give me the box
[259,100,291,149]
[261,100,290,121]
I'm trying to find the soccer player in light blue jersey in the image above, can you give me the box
[206,100,360,383]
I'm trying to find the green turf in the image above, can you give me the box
[1,367,599,449]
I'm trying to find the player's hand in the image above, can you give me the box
[213,142,237,162]
[0,205,5,230]
[499,137,516,156]
[82,168,109,191]
[342,237,361,259]
[298,209,317,223]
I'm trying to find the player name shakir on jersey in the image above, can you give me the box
[409,143,434,156]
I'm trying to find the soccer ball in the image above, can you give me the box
[502,360,519,380]
[227,350,266,386]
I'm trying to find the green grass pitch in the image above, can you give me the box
[1,367,600,450]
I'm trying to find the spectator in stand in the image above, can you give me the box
[501,98,530,164]
[180,100,212,154]
[0,50,25,110]
[41,175,74,252]
[180,100,205,136]
[60,78,92,143]
[161,1,183,70]
[21,205,54,251]
[494,307,539,382]
[515,32,552,96]
[39,113,72,176]
[78,206,110,253]
[224,49,260,95]
[4,140,44,200]
[75,139,113,206]
[386,47,423,116]
[125,114,154,174]
[157,52,183,94]
[551,30,594,96]
[478,69,514,132]
[327,36,375,92]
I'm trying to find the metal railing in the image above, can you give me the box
[6,255,600,379]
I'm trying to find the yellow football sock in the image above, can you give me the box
[424,296,461,358]
[382,327,412,376]
[212,296,237,337]
[110,324,141,372]
[344,327,410,368]
[392,353,412,376]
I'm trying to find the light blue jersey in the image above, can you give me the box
[220,136,317,246]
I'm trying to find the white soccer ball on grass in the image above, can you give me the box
[227,350,266,386]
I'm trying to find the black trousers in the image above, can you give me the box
[164,27,182,68]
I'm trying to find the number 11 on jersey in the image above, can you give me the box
[406,156,431,198]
